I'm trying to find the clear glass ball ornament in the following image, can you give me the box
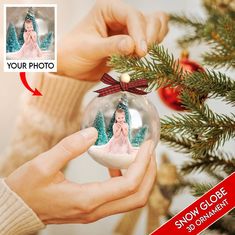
[81,92,160,169]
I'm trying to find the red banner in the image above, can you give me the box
[150,172,235,235]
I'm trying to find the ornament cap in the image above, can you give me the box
[120,73,131,83]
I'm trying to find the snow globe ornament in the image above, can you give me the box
[82,73,160,169]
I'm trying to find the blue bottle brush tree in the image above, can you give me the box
[131,125,148,147]
[92,111,108,145]
[6,22,20,52]
[40,32,53,50]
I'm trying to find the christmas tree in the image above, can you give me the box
[18,7,40,46]
[107,94,131,140]
[109,0,235,233]
[92,111,108,145]
[131,125,148,147]
[6,23,20,52]
[40,32,53,50]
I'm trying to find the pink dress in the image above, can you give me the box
[15,31,42,59]
[107,123,133,154]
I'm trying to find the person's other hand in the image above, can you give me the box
[57,0,169,81]
[5,127,156,224]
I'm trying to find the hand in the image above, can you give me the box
[57,0,169,81]
[121,123,126,128]
[122,125,128,136]
[117,123,122,129]
[5,127,156,224]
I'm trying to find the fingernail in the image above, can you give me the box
[140,40,147,53]
[79,127,98,142]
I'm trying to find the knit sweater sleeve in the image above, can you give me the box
[0,72,95,176]
[0,178,45,235]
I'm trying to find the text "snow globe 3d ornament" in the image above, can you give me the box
[82,73,160,169]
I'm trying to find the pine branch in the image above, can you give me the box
[177,34,202,47]
[110,45,235,103]
[227,89,235,104]
[109,55,157,81]
[183,70,235,105]
[205,170,225,182]
[160,133,194,154]
[229,209,235,217]
[170,12,235,68]
[170,14,204,28]
[161,132,235,176]
[180,92,235,154]
[203,17,235,68]
[181,152,235,175]
[161,94,235,155]
[110,45,235,159]
[190,183,213,197]
[161,129,235,175]
[109,45,185,89]
[148,44,184,84]
[204,15,235,64]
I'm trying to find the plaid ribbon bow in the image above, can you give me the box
[94,73,149,97]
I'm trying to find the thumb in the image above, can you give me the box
[96,35,135,58]
[35,127,98,174]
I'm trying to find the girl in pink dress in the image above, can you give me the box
[107,109,133,154]
[15,19,42,59]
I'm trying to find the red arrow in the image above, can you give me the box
[19,72,42,96]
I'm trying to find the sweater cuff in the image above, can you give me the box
[26,72,95,121]
[0,179,45,235]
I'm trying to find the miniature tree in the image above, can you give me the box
[93,111,108,145]
[40,32,53,50]
[131,125,148,147]
[6,23,20,52]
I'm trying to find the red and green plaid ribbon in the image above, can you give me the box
[95,73,149,97]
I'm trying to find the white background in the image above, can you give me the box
[0,1,234,235]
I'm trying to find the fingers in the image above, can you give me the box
[124,140,154,183]
[103,0,147,57]
[101,1,169,57]
[146,13,162,45]
[34,127,98,174]
[126,11,147,57]
[70,140,154,211]
[157,12,169,43]
[146,12,169,45]
[59,155,157,224]
[88,155,157,222]
[95,35,135,59]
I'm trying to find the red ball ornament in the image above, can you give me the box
[158,50,204,111]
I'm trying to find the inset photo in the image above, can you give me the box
[4,4,57,72]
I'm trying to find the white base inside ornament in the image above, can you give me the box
[6,51,54,60]
[88,145,139,169]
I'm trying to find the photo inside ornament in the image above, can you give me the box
[82,92,160,169]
